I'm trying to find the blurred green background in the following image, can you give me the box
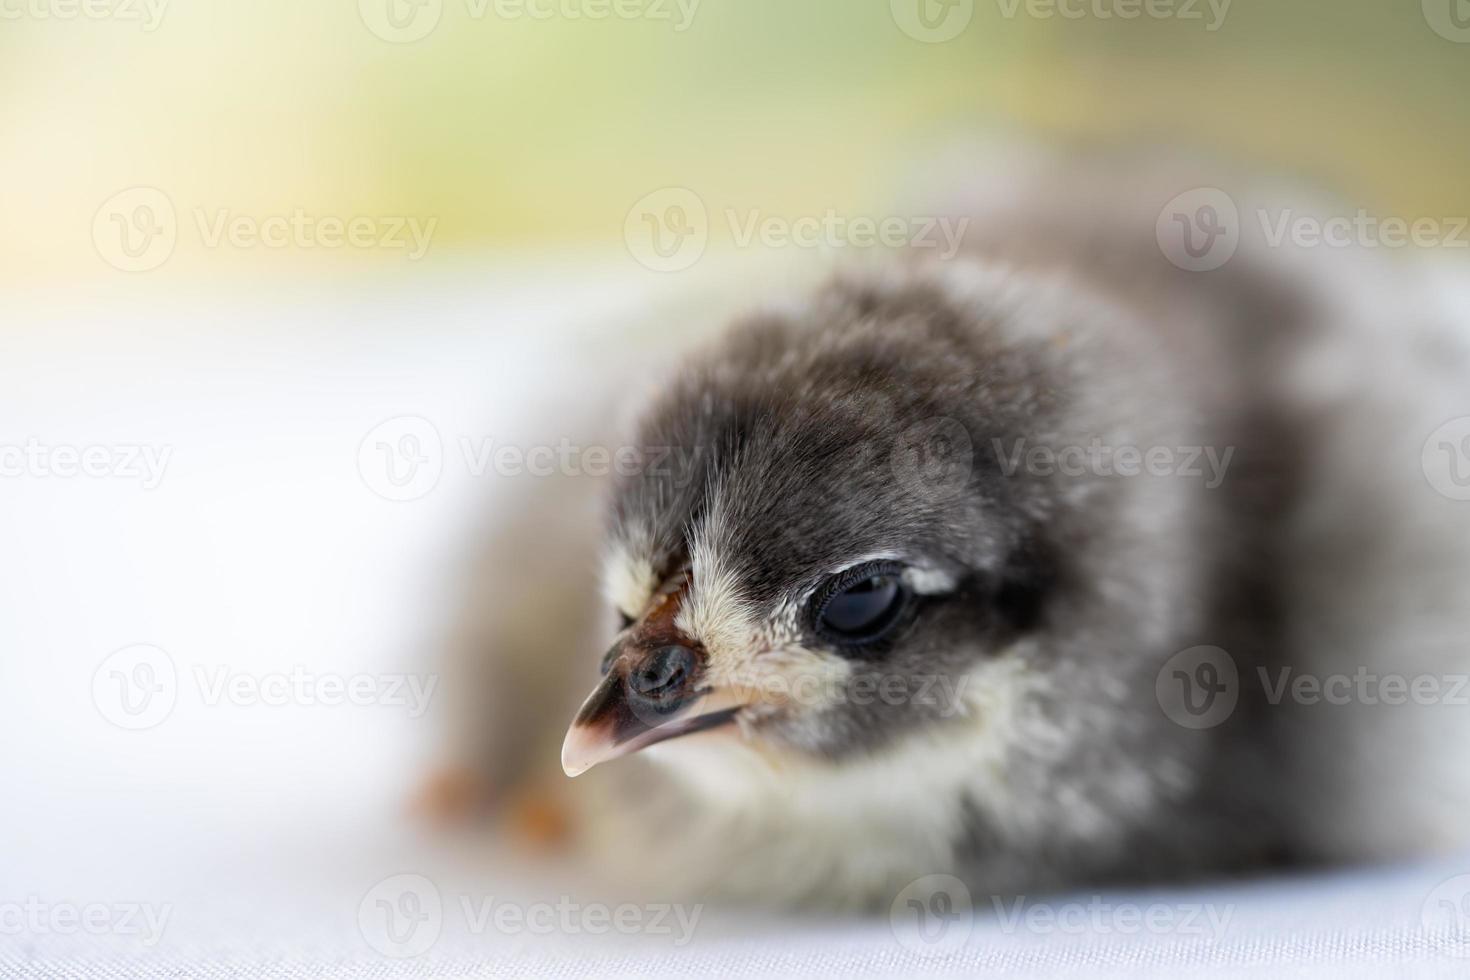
[2,0,1466,286]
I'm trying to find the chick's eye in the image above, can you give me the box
[813,562,908,645]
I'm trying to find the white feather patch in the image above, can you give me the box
[645,650,1060,906]
[674,494,761,678]
[601,544,658,623]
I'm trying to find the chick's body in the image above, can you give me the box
[447,155,1470,909]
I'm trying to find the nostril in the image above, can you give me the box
[628,645,696,699]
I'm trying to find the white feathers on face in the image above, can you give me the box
[901,565,958,596]
[605,491,857,721]
[601,543,658,627]
[601,493,967,737]
[671,493,761,681]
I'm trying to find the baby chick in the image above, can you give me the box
[444,151,1470,909]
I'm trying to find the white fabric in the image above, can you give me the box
[4,268,1470,978]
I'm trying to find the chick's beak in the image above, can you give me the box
[560,641,743,777]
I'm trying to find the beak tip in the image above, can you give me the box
[560,725,600,778]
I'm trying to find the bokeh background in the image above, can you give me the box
[3,0,1468,289]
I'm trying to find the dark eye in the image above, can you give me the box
[811,561,909,646]
[616,612,635,631]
